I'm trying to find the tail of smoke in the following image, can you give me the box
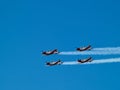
[62,58,120,65]
[59,47,120,55]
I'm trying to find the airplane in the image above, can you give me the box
[76,45,92,51]
[42,49,59,55]
[46,60,63,66]
[77,57,93,63]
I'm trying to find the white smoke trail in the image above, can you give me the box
[93,47,120,51]
[59,47,120,55]
[62,58,120,65]
[59,51,120,55]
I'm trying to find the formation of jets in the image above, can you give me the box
[42,45,93,66]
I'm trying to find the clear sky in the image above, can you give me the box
[1,0,120,90]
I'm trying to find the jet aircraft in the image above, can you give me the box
[46,60,63,66]
[76,45,92,51]
[77,57,93,63]
[42,49,59,55]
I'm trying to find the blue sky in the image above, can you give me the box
[1,0,120,90]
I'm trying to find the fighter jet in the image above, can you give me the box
[46,60,63,66]
[42,49,59,55]
[77,57,93,63]
[76,45,91,51]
